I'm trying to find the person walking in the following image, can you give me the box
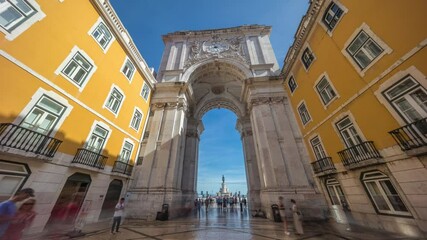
[1,198,37,240]
[111,198,125,234]
[291,199,304,235]
[0,188,35,238]
[278,196,290,236]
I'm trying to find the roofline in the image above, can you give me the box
[281,0,324,79]
[162,25,272,43]
[90,0,157,89]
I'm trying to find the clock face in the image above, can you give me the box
[203,41,229,54]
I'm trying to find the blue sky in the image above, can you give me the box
[109,0,309,195]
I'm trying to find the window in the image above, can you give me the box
[297,102,311,125]
[316,76,337,105]
[0,161,30,202]
[141,82,150,100]
[130,109,142,130]
[310,136,327,160]
[362,171,410,216]
[20,95,66,135]
[91,21,113,50]
[61,52,93,86]
[121,58,135,81]
[326,178,347,206]
[288,76,297,93]
[383,75,427,123]
[0,0,36,32]
[55,47,97,91]
[336,116,363,148]
[119,141,133,163]
[85,125,108,153]
[323,2,344,31]
[301,47,314,69]
[105,87,124,114]
[346,30,384,69]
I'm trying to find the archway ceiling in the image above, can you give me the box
[189,61,246,117]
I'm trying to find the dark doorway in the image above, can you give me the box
[99,179,123,219]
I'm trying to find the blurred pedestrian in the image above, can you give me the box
[111,198,125,234]
[1,198,36,240]
[291,199,304,235]
[279,196,290,236]
[0,188,34,238]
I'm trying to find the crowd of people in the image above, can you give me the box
[194,196,248,212]
[1,189,304,239]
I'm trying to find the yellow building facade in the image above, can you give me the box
[0,0,155,233]
[282,0,427,237]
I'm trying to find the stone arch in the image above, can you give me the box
[128,26,325,221]
[182,57,253,84]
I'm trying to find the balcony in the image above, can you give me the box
[72,148,107,169]
[0,123,62,158]
[311,157,336,175]
[112,160,134,176]
[389,118,427,156]
[338,141,383,170]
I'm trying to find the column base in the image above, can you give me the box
[125,189,197,220]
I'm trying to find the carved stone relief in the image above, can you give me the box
[185,35,250,68]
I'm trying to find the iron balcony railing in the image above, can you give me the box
[338,141,382,167]
[389,117,427,151]
[112,160,134,176]
[311,157,336,174]
[0,123,62,157]
[72,148,107,169]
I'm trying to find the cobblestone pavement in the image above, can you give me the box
[26,207,423,240]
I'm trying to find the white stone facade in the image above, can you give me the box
[128,25,327,220]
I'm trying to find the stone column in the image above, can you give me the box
[126,82,190,220]
[181,118,204,196]
[243,76,325,219]
[237,117,261,210]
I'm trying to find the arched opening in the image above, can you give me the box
[197,109,247,200]
[99,179,123,220]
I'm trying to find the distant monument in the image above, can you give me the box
[218,175,232,197]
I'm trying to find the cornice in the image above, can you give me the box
[281,0,324,80]
[162,25,272,43]
[90,0,157,89]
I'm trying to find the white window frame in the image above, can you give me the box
[103,84,125,117]
[297,101,312,126]
[12,88,73,137]
[0,161,30,202]
[320,0,347,34]
[84,121,111,154]
[118,139,134,163]
[140,82,150,101]
[314,73,338,107]
[120,57,135,82]
[325,178,347,206]
[375,66,427,127]
[382,75,427,124]
[310,135,327,160]
[130,107,143,131]
[88,17,115,53]
[19,95,66,136]
[288,75,297,94]
[342,23,391,76]
[55,46,97,92]
[336,115,364,148]
[0,0,46,41]
[301,46,315,71]
[362,171,411,216]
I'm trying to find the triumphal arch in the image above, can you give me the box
[127,25,326,220]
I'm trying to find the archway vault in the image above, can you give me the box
[127,25,326,221]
